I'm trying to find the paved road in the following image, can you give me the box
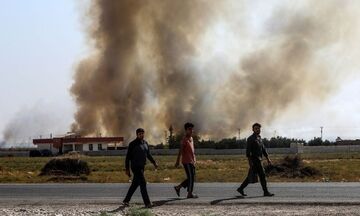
[0,183,359,205]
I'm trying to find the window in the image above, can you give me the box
[98,144,102,150]
[89,144,93,151]
[75,144,83,151]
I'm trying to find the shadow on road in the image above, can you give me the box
[244,195,268,199]
[153,197,186,207]
[210,196,244,205]
[211,195,268,205]
[104,197,185,212]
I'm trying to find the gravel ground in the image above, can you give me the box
[0,204,359,216]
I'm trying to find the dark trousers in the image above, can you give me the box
[239,158,268,193]
[179,163,195,193]
[123,166,150,205]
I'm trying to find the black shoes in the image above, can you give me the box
[187,193,199,198]
[175,185,198,198]
[236,188,274,197]
[174,186,180,197]
[237,188,247,196]
[264,191,275,197]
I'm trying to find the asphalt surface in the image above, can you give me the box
[0,183,359,205]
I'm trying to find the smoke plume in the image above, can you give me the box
[71,0,359,142]
[2,103,73,147]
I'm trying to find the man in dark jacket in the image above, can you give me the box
[237,123,274,197]
[123,128,158,208]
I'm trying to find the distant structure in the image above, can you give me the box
[33,132,124,154]
[336,137,342,142]
[335,137,360,146]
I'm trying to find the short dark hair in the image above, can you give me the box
[252,123,261,129]
[184,122,194,130]
[136,128,145,134]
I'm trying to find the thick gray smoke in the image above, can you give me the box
[71,0,359,142]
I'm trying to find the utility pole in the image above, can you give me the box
[320,126,323,141]
[237,128,241,140]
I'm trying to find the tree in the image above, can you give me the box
[263,137,305,148]
[307,137,323,146]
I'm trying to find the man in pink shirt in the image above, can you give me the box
[174,122,198,198]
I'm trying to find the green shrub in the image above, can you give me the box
[126,207,153,216]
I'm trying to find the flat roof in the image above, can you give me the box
[33,137,124,145]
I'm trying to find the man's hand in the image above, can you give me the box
[175,161,180,168]
[247,158,253,168]
[125,169,131,177]
[267,158,272,166]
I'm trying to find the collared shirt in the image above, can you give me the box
[246,133,268,160]
[125,138,155,169]
[181,136,196,164]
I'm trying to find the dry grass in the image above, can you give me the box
[0,153,359,183]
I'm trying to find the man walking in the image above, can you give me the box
[123,128,158,208]
[237,123,274,197]
[174,122,198,198]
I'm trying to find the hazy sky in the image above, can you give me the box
[1,0,360,146]
[0,0,85,145]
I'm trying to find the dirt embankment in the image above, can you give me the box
[265,155,321,178]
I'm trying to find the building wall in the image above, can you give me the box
[37,144,51,150]
[89,143,98,151]
[83,143,107,151]
[49,145,59,154]
[83,144,89,151]
[63,144,73,153]
[303,145,360,153]
[36,142,113,153]
[83,145,360,156]
[84,143,97,151]
[336,140,360,145]
[37,144,58,154]
[75,144,83,151]
[33,138,123,155]
[99,143,107,150]
[35,142,360,156]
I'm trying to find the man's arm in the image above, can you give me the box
[146,142,158,168]
[175,141,183,167]
[246,137,253,167]
[262,144,271,165]
[125,142,133,176]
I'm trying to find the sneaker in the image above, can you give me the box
[263,192,274,197]
[122,201,129,207]
[174,186,180,197]
[237,188,247,196]
[187,193,199,199]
